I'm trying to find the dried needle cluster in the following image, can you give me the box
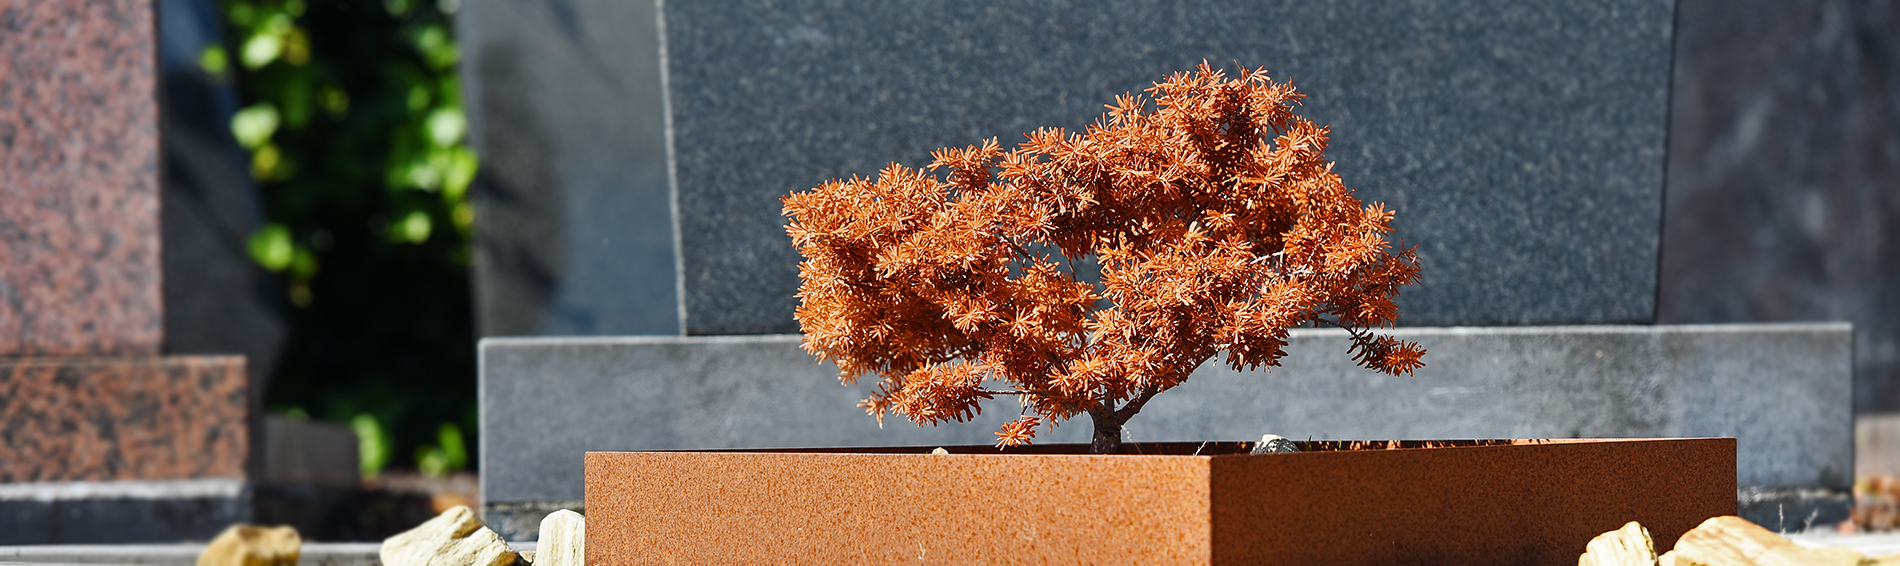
[782,64,1423,454]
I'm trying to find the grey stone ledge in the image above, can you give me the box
[0,543,384,566]
[1790,532,1900,556]
[481,322,1853,514]
[0,479,245,502]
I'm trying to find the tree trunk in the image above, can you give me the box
[1089,410,1123,454]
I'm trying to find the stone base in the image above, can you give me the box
[0,355,248,544]
[0,479,250,544]
[480,323,1854,532]
[0,479,450,544]
[0,356,250,483]
[0,360,384,543]
[0,542,384,566]
[0,355,251,544]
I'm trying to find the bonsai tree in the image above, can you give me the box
[782,64,1424,454]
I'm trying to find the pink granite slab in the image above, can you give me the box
[0,356,249,483]
[0,0,162,356]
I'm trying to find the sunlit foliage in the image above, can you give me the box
[212,0,477,475]
[785,65,1424,454]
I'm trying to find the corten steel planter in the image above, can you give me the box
[585,438,1734,565]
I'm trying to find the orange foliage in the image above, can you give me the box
[782,64,1424,453]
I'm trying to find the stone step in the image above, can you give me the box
[0,542,390,566]
[0,542,535,566]
[479,322,1853,540]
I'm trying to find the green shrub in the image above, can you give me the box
[215,0,479,475]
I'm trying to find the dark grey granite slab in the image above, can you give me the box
[157,0,288,394]
[1658,0,1900,413]
[661,0,1675,334]
[0,480,248,545]
[458,0,678,336]
[480,322,1850,535]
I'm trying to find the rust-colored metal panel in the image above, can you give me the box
[586,438,1734,565]
[587,450,1213,565]
[1209,437,1735,565]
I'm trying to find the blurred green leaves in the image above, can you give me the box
[244,222,315,281]
[200,46,230,74]
[391,210,432,244]
[415,423,467,478]
[351,413,394,476]
[425,109,466,147]
[230,104,278,149]
[220,0,476,282]
[220,0,479,477]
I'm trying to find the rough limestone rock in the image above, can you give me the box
[535,510,584,566]
[381,505,517,566]
[1666,515,1864,566]
[1578,521,1656,566]
[1251,434,1301,455]
[197,524,301,566]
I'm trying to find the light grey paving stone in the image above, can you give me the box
[1790,532,1900,556]
[298,543,385,566]
[660,0,1675,334]
[0,544,204,565]
[0,543,382,566]
[480,322,1852,518]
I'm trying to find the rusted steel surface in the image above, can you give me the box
[1208,438,1734,565]
[586,438,1734,565]
[588,450,1213,564]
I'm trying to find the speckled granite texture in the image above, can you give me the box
[0,356,249,483]
[0,0,163,355]
[661,0,1675,334]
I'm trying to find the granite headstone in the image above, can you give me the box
[1658,0,1900,415]
[0,1,165,355]
[158,0,290,402]
[661,0,1675,335]
[0,0,256,544]
[457,0,678,336]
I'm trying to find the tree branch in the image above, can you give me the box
[1114,384,1163,423]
